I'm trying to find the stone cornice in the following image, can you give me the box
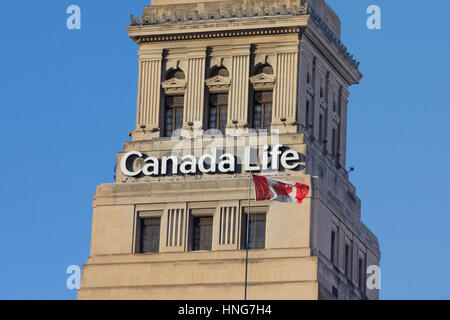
[308,9,359,69]
[128,5,360,73]
[303,24,362,85]
[130,26,304,44]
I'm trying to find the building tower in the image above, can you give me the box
[79,0,380,300]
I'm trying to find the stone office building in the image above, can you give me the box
[78,0,381,300]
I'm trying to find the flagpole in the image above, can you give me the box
[244,173,252,300]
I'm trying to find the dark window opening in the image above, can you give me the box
[331,230,336,264]
[208,93,228,133]
[140,217,161,253]
[191,216,213,251]
[320,78,324,98]
[306,100,310,129]
[345,243,352,279]
[332,128,337,157]
[332,286,339,299]
[164,95,184,137]
[319,114,324,143]
[358,257,366,292]
[242,212,266,250]
[253,91,272,130]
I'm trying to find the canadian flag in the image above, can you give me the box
[252,175,310,204]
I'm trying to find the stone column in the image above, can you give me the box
[272,41,299,134]
[228,45,251,133]
[134,48,163,140]
[184,47,207,132]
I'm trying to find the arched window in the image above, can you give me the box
[161,69,186,137]
[250,64,274,130]
[205,66,230,134]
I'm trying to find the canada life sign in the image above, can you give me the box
[120,144,303,177]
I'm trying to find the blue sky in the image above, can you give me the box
[0,0,448,300]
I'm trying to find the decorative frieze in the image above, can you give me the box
[131,2,309,26]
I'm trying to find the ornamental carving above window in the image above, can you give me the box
[250,64,276,91]
[161,68,187,95]
[205,66,231,94]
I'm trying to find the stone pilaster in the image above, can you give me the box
[272,42,299,134]
[133,48,163,141]
[339,90,349,168]
[228,45,251,134]
[184,47,206,132]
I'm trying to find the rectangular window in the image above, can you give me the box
[253,91,272,130]
[320,78,324,98]
[337,124,341,157]
[332,286,338,299]
[242,210,266,250]
[305,100,310,129]
[358,256,366,292]
[319,115,323,142]
[191,216,213,251]
[208,93,228,134]
[139,217,161,253]
[332,128,337,156]
[164,95,184,137]
[345,242,352,279]
[331,230,336,264]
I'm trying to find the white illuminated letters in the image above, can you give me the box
[120,151,143,177]
[270,144,282,170]
[119,145,303,177]
[180,155,197,174]
[199,148,218,173]
[142,157,159,176]
[280,150,300,170]
[218,154,235,173]
[244,147,260,172]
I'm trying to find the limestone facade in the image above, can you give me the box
[79,0,380,300]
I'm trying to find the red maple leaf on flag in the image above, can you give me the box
[272,182,292,197]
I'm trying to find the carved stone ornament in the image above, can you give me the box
[205,75,231,93]
[161,77,187,95]
[249,72,276,91]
